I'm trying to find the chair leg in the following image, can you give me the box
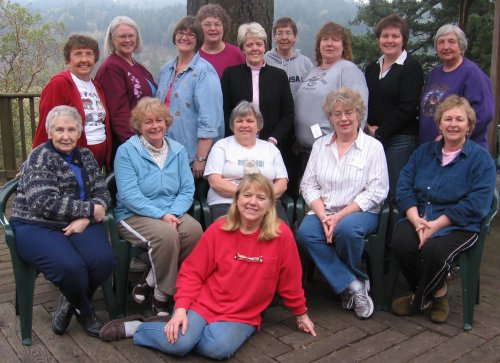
[385,251,400,312]
[114,240,131,318]
[366,245,385,311]
[460,253,480,331]
[14,264,37,346]
[101,274,118,320]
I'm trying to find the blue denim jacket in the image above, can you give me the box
[396,139,496,237]
[156,53,224,163]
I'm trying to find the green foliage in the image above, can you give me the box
[351,0,494,75]
[0,0,64,92]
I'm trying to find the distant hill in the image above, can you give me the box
[12,0,364,76]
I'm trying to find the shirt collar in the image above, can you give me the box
[377,49,407,65]
[326,129,365,149]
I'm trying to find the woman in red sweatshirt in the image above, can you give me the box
[100,173,315,359]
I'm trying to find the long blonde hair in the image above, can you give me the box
[222,174,281,240]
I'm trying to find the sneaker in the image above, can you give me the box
[341,289,354,310]
[351,281,374,319]
[132,271,153,304]
[152,296,170,316]
[391,294,414,316]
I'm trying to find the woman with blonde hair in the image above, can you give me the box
[100,173,316,360]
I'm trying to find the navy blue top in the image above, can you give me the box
[396,138,496,237]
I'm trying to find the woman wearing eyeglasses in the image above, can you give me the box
[99,173,316,360]
[196,3,245,78]
[296,88,388,320]
[156,16,224,178]
[96,16,157,152]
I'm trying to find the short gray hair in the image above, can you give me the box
[237,22,267,49]
[229,101,264,131]
[323,87,366,123]
[45,105,83,135]
[434,24,468,55]
[104,16,143,55]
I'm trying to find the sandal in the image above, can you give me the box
[132,271,153,304]
[152,296,171,316]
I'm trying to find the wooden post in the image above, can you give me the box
[489,0,499,159]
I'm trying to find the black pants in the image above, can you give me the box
[392,219,477,309]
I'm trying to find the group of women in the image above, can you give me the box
[11,4,497,360]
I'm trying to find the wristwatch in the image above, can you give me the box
[197,155,207,162]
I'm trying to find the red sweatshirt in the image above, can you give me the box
[33,70,112,169]
[174,218,307,329]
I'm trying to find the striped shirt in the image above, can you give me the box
[301,130,389,215]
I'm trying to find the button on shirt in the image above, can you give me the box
[300,130,389,214]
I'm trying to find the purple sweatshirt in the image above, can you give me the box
[419,57,494,149]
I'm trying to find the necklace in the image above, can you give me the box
[234,231,263,263]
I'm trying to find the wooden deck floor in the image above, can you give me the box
[1,199,500,362]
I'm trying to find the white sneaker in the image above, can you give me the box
[352,281,374,319]
[341,289,354,310]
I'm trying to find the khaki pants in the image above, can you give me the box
[118,214,202,295]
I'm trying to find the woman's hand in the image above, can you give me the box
[93,204,106,223]
[161,214,181,229]
[321,215,335,243]
[192,159,206,179]
[296,313,316,336]
[165,308,188,344]
[63,218,90,236]
[417,215,452,249]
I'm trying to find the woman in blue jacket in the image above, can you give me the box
[391,95,496,324]
[114,97,203,316]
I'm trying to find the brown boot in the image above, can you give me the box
[391,294,414,316]
[430,289,449,323]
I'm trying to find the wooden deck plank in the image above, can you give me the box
[408,333,485,362]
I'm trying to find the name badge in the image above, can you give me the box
[310,124,322,139]
[350,157,364,169]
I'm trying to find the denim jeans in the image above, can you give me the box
[134,309,256,360]
[384,134,416,203]
[296,212,379,294]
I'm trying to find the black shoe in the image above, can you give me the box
[76,309,104,338]
[52,294,75,335]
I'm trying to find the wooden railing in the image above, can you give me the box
[0,94,40,179]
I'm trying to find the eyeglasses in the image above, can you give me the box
[115,34,136,41]
[176,31,196,40]
[234,252,263,263]
[275,31,294,38]
[202,22,223,29]
[332,110,356,119]
[71,51,95,60]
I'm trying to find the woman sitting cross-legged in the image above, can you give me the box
[114,97,203,316]
[204,100,289,223]
[99,173,316,360]
[296,87,389,320]
[390,95,496,323]
[10,105,116,337]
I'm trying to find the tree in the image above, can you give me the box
[187,0,274,47]
[0,0,64,93]
[351,0,495,75]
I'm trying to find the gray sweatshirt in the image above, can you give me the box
[294,59,368,152]
[264,48,314,99]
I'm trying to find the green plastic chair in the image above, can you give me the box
[387,188,499,331]
[295,196,391,310]
[0,178,117,346]
[105,171,201,317]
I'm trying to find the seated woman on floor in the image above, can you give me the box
[391,95,496,323]
[99,173,316,360]
[10,105,116,338]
